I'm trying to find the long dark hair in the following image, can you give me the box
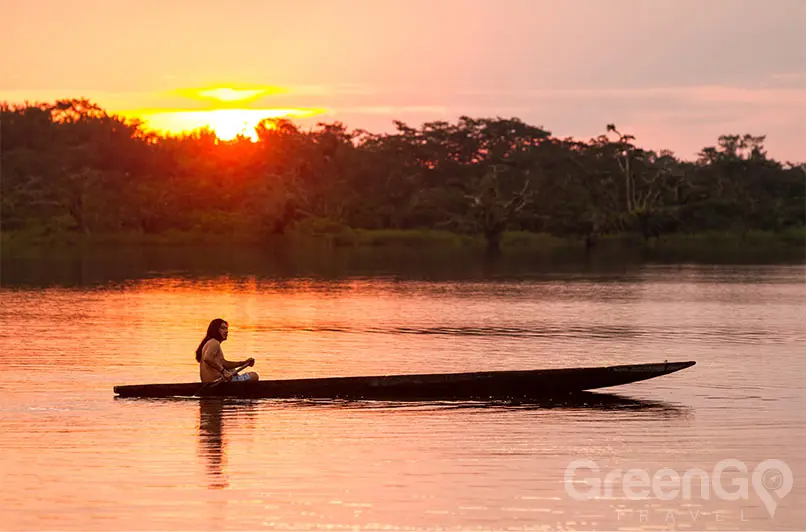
[195,318,228,362]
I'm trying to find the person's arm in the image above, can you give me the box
[205,357,228,374]
[222,357,255,370]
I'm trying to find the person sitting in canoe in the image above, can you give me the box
[196,318,259,383]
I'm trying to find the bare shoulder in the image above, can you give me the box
[202,338,222,358]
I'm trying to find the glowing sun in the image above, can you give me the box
[127,86,322,140]
[139,108,319,140]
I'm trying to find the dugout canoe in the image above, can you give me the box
[113,360,695,400]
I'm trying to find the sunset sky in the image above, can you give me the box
[1,0,804,160]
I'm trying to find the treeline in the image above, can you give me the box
[2,99,804,251]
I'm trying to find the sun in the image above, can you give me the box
[134,108,322,140]
[123,85,322,140]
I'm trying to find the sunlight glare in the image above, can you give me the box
[172,85,288,103]
[133,108,323,141]
[197,88,266,102]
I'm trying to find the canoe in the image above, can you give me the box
[113,360,695,400]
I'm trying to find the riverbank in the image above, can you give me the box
[2,228,804,287]
[2,227,804,252]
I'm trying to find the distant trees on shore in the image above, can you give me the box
[2,99,804,251]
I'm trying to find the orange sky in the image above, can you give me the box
[1,0,804,159]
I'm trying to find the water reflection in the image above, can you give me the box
[4,244,801,288]
[275,392,690,415]
[472,391,688,413]
[198,399,226,489]
[197,399,257,490]
[193,392,686,493]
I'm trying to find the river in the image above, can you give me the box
[1,247,803,530]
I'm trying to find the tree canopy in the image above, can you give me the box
[2,99,804,251]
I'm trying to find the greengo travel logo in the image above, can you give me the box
[564,459,793,518]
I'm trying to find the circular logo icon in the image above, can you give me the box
[762,469,784,491]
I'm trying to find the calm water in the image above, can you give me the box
[1,247,804,531]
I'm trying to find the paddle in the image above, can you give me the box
[194,360,253,397]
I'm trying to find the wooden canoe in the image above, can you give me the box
[113,360,695,400]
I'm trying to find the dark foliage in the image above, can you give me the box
[2,100,804,251]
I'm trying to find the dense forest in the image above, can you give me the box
[1,99,804,251]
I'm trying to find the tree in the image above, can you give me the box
[1,100,802,246]
[464,166,533,252]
